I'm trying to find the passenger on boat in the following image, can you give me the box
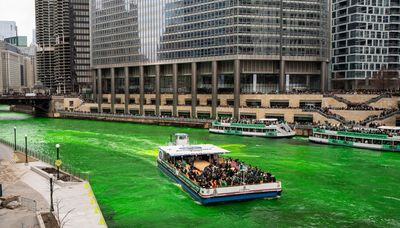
[168,156,277,189]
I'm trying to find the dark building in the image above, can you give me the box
[35,0,91,94]
[91,0,330,118]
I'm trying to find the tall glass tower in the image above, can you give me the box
[91,0,330,118]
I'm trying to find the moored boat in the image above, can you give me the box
[309,126,400,152]
[209,118,295,138]
[157,133,282,204]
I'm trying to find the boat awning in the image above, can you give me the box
[159,144,230,157]
[378,126,400,130]
[259,118,278,121]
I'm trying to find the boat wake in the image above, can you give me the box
[383,196,400,202]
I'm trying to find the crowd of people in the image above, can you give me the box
[316,122,399,136]
[217,117,279,125]
[329,105,387,111]
[170,156,277,189]
[327,89,397,95]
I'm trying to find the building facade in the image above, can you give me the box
[91,0,330,119]
[5,36,28,47]
[0,41,35,94]
[332,0,400,89]
[35,0,91,94]
[0,21,17,41]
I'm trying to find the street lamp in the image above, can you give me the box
[13,127,16,151]
[49,174,54,212]
[25,135,28,165]
[56,144,60,179]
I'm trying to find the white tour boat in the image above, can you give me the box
[309,126,400,152]
[157,133,282,204]
[209,118,295,138]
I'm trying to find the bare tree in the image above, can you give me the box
[54,199,75,228]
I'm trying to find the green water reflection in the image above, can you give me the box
[0,111,399,227]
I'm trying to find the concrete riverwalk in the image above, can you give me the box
[0,143,107,228]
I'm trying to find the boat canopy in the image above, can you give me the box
[378,126,400,131]
[159,144,230,157]
[259,118,278,122]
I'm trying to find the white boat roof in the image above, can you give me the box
[259,118,278,121]
[159,144,230,157]
[378,126,400,130]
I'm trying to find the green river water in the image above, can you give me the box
[0,107,399,227]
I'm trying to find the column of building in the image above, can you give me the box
[172,64,178,117]
[321,61,327,93]
[110,68,115,114]
[234,59,240,119]
[139,66,144,116]
[97,69,102,113]
[211,61,218,119]
[155,65,161,116]
[191,62,197,118]
[279,60,285,93]
[124,67,129,114]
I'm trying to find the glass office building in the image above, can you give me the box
[91,0,330,118]
[332,0,400,89]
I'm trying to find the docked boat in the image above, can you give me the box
[209,118,295,138]
[157,133,282,205]
[309,126,400,152]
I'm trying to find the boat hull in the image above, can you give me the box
[309,136,400,152]
[209,128,295,138]
[157,160,282,205]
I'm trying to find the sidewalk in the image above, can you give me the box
[0,143,107,228]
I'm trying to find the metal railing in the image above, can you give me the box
[0,138,90,182]
[303,107,346,123]
[59,111,213,124]
[19,196,37,212]
[361,110,400,125]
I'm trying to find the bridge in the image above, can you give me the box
[0,95,52,115]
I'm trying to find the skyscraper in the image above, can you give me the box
[35,0,91,94]
[91,0,330,118]
[0,21,17,41]
[332,0,400,89]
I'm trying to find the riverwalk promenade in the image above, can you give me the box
[0,143,107,228]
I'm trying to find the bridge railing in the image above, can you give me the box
[0,138,90,182]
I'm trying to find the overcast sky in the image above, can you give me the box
[0,0,35,44]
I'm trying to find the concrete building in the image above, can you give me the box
[5,36,28,47]
[332,0,400,89]
[35,0,91,94]
[0,21,17,41]
[91,0,331,119]
[32,29,36,45]
[0,41,35,94]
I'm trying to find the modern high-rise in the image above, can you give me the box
[35,0,91,94]
[91,0,330,119]
[332,0,400,89]
[0,21,17,41]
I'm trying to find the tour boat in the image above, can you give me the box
[157,133,282,205]
[209,118,296,138]
[309,126,400,152]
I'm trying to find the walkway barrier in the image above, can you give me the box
[59,111,213,124]
[19,196,37,212]
[0,138,90,182]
